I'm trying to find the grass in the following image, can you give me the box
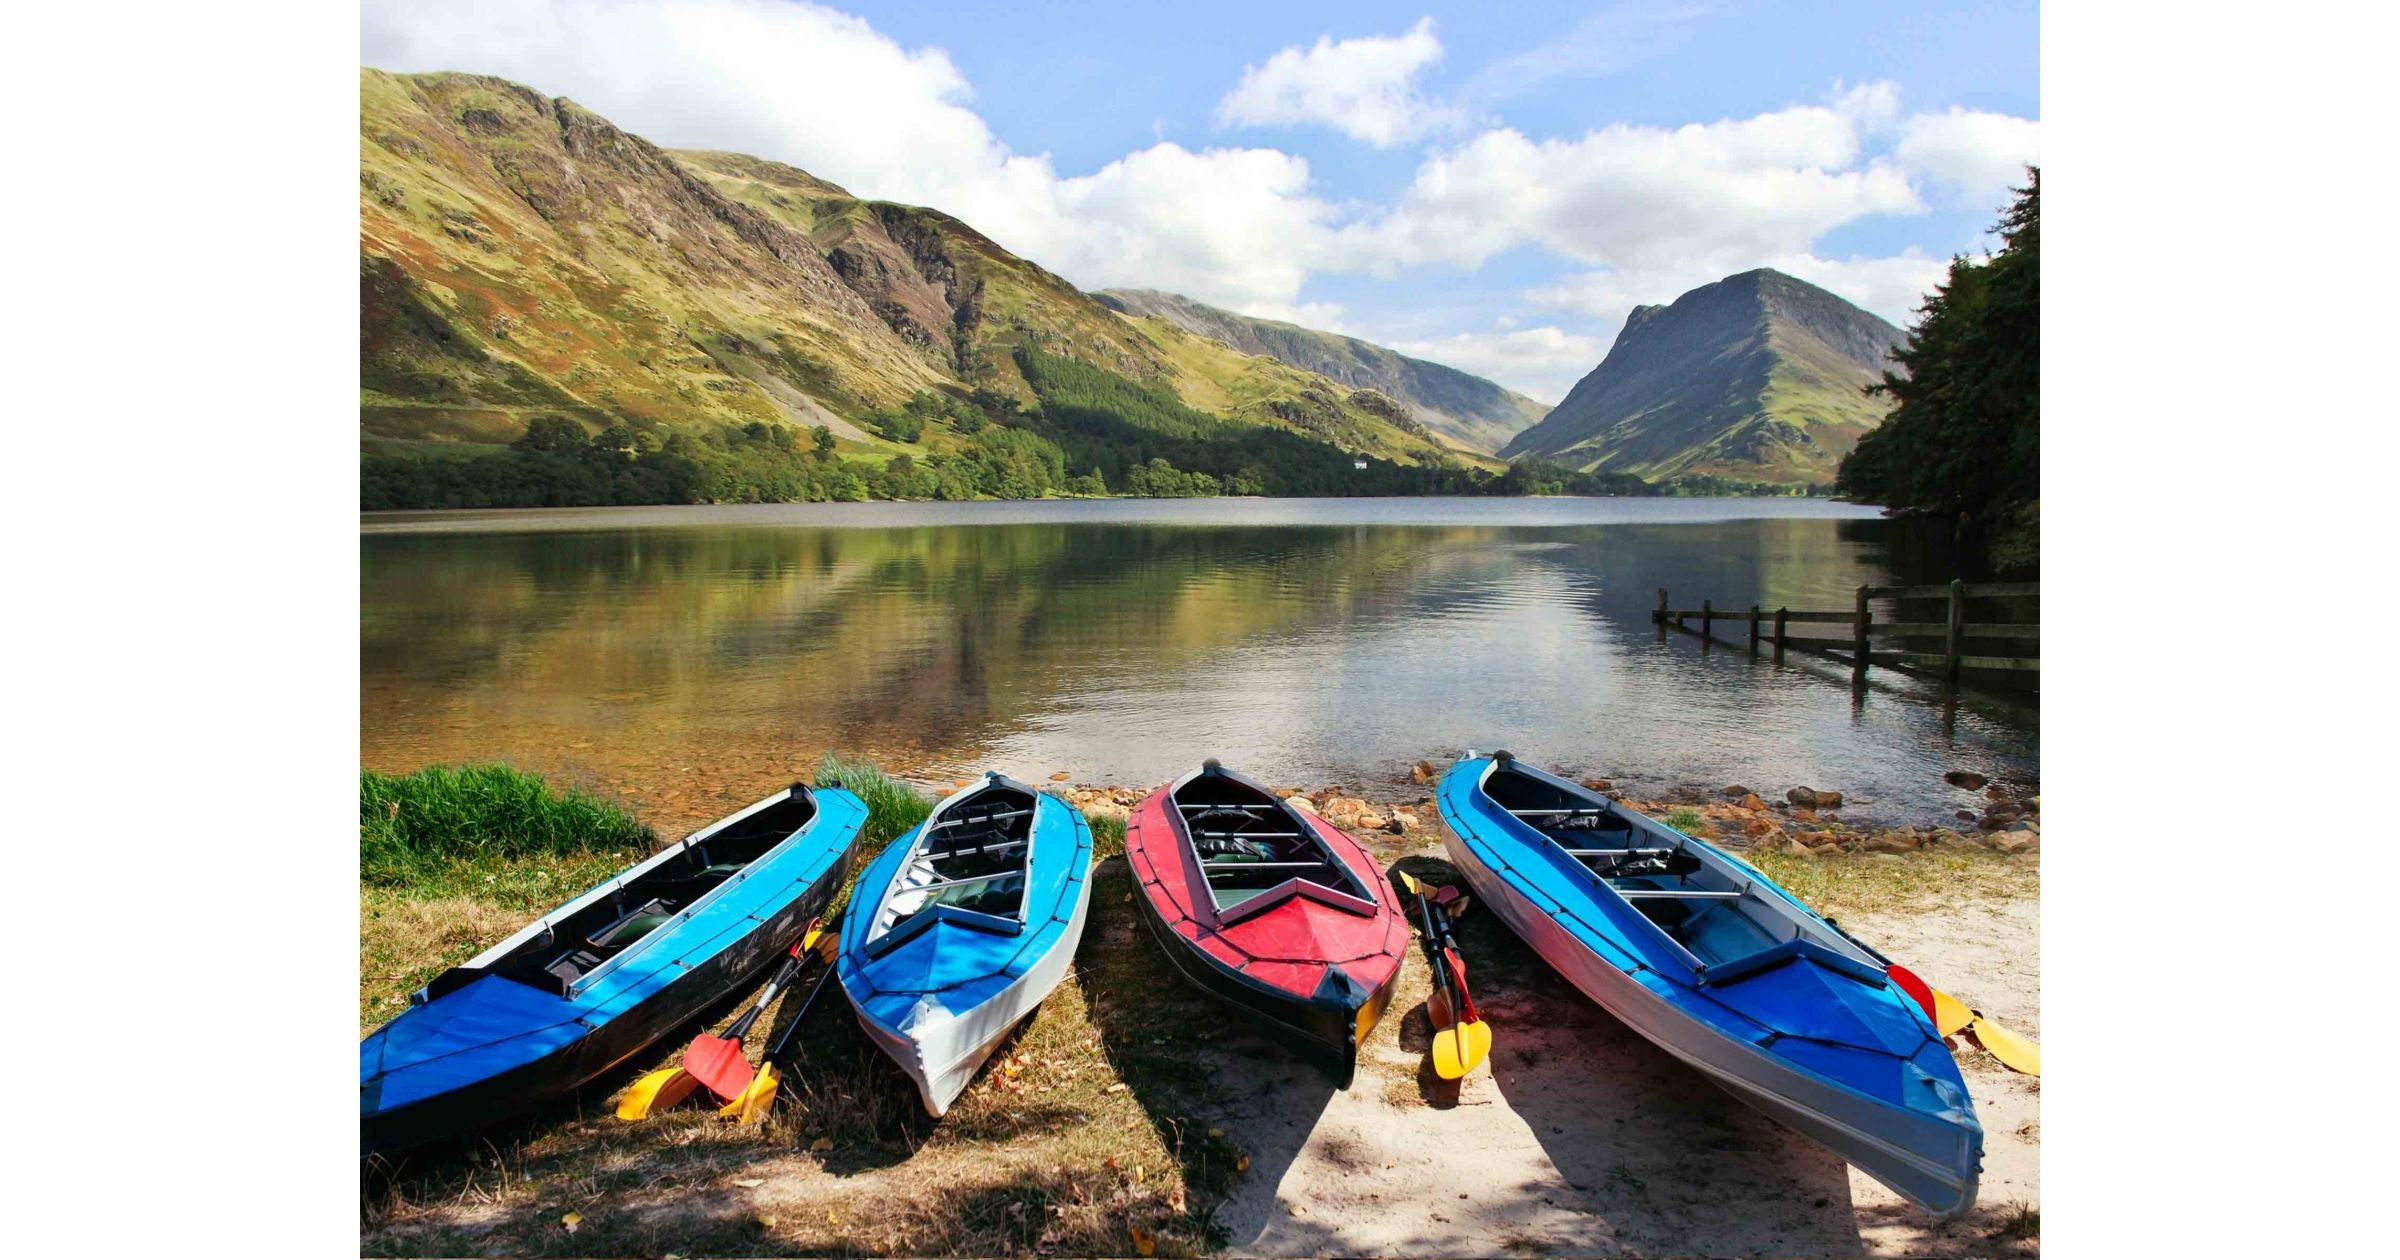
[1660,807,1707,837]
[809,751,933,851]
[1989,1201,2040,1243]
[361,764,652,888]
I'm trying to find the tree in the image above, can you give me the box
[511,415,589,456]
[1837,167,2039,570]
[811,425,836,457]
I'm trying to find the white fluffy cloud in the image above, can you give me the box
[360,0,1343,312]
[1341,101,1924,274]
[1895,108,2041,205]
[1215,17,1461,148]
[1384,326,1607,404]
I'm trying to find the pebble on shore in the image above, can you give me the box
[1055,767,2038,858]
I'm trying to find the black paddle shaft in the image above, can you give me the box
[725,942,808,1042]
[765,950,842,1061]
[1408,880,1462,1009]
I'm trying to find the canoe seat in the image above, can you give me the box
[586,898,676,949]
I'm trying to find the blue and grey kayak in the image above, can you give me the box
[839,773,1094,1117]
[360,782,866,1158]
[1437,753,1982,1218]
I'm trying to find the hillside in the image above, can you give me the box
[1094,289,1547,454]
[359,68,1474,484]
[1499,270,1902,485]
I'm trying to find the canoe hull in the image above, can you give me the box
[1437,758,1980,1219]
[1127,866,1398,1084]
[839,777,1096,1117]
[360,911,808,1157]
[849,878,1093,1116]
[1444,826,1979,1216]
[1122,767,1407,1088]
[361,786,864,1160]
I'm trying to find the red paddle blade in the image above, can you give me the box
[683,1033,757,1100]
[1886,963,1939,1026]
[1441,947,1479,1022]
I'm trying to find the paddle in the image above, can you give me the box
[617,924,830,1121]
[718,931,845,1122]
[1887,961,2040,1076]
[686,921,825,1101]
[1395,870,1492,1080]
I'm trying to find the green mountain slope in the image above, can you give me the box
[1095,289,1548,453]
[358,67,1473,477]
[1499,269,1902,485]
[359,70,947,449]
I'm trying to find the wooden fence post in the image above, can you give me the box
[1853,586,1871,677]
[1655,588,1668,623]
[1748,604,1762,652]
[1945,578,1965,681]
[1701,598,1713,643]
[1773,607,1788,661]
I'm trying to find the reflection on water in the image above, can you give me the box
[362,499,2036,834]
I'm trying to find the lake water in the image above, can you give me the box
[361,498,2037,832]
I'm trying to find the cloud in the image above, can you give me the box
[1383,326,1607,404]
[1895,108,2041,205]
[1458,1,1711,106]
[1343,102,1924,274]
[1215,17,1461,147]
[1526,249,1949,340]
[1830,79,1902,133]
[361,0,1343,312]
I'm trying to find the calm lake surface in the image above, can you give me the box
[362,498,2037,832]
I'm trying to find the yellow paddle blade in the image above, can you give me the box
[800,925,822,953]
[1431,1028,1468,1079]
[1969,1016,2041,1076]
[1932,989,1975,1038]
[720,1063,780,1122]
[1458,1019,1492,1073]
[1430,1020,1492,1080]
[617,1067,698,1121]
[1395,869,1421,896]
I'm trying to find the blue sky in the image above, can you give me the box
[361,1,2040,400]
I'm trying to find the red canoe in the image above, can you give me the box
[1124,760,1408,1084]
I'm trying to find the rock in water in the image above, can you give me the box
[1945,770,1991,790]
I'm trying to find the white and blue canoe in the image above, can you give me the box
[838,773,1094,1116]
[1438,753,1982,1218]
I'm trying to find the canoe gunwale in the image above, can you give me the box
[863,773,1045,954]
[1439,757,1982,1219]
[1164,762,1380,927]
[840,787,1096,1117]
[361,788,866,1158]
[434,783,817,996]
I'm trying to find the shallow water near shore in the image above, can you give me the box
[362,497,2036,828]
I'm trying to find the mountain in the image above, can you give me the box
[1092,289,1547,454]
[359,68,1473,475]
[1499,270,1903,485]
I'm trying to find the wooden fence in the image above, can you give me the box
[1651,581,2038,681]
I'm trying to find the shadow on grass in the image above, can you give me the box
[1074,857,1339,1249]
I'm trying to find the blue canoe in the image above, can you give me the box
[1437,754,1982,1217]
[360,782,865,1158]
[839,773,1093,1116]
